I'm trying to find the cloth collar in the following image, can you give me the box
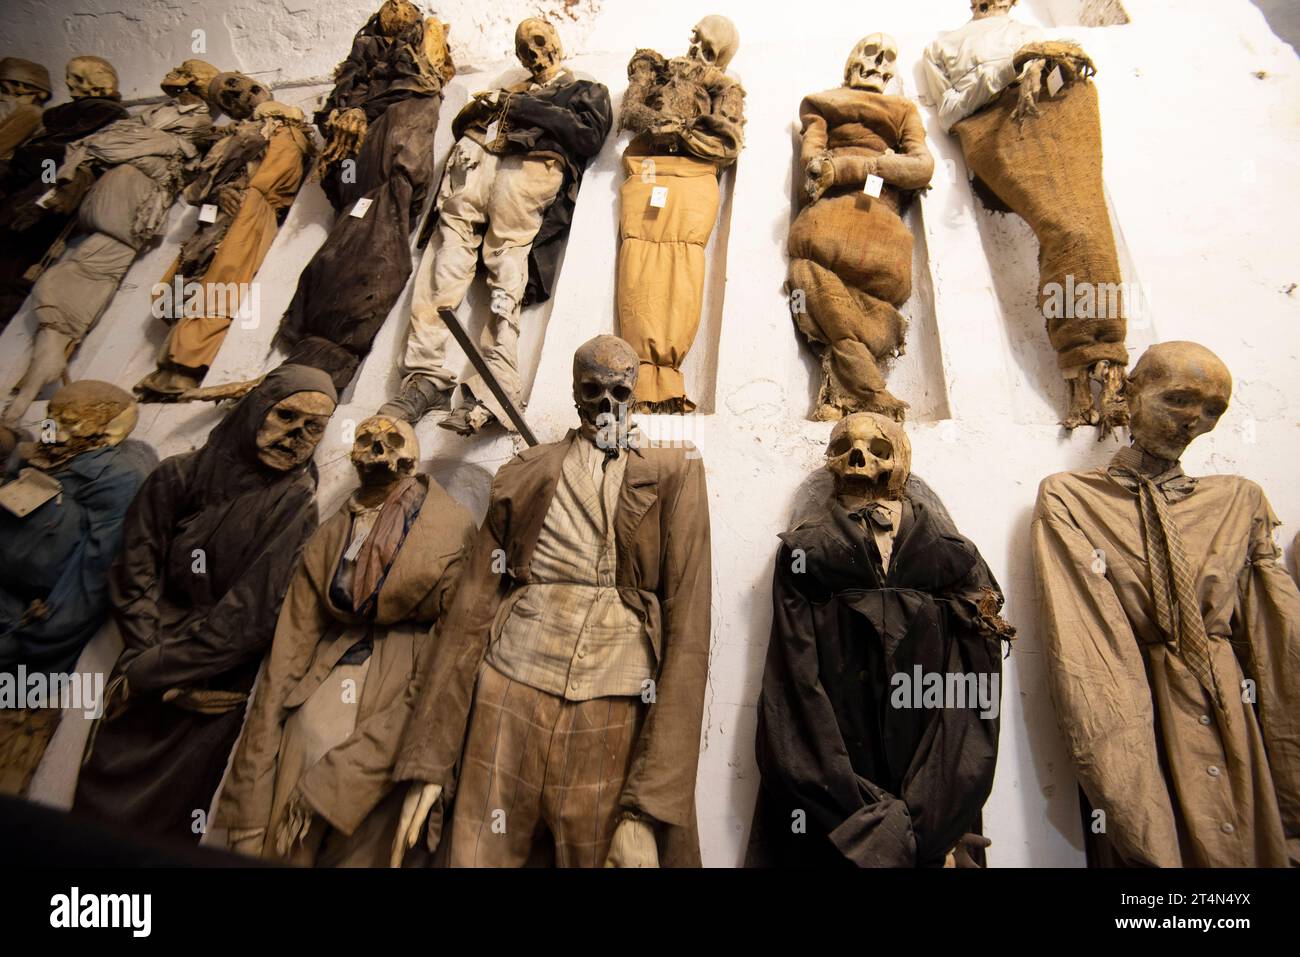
[1107,446,1198,503]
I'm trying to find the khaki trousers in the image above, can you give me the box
[448,663,642,868]
[403,138,563,419]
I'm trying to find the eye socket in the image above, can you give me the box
[581,382,603,400]
[883,49,897,62]
[612,385,632,402]
[869,438,893,459]
[533,36,546,47]
[827,437,851,458]
[304,418,326,436]
[383,431,405,449]
[1204,401,1227,418]
[277,408,295,422]
[355,430,374,447]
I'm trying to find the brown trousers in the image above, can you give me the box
[0,707,61,796]
[448,663,642,867]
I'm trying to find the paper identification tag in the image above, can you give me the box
[0,468,63,518]
[199,204,218,223]
[484,121,500,144]
[864,174,884,198]
[1046,66,1064,97]
[350,198,373,219]
[650,186,669,208]
[35,189,56,209]
[343,524,372,562]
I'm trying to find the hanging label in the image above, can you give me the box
[649,186,669,208]
[863,174,884,198]
[350,197,373,219]
[1046,66,1064,97]
[343,522,373,561]
[484,121,500,144]
[0,468,63,518]
[199,204,218,223]
[35,189,57,209]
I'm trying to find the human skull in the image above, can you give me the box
[825,412,911,503]
[971,0,1018,20]
[1126,341,1232,462]
[255,391,334,471]
[160,59,220,104]
[573,335,638,440]
[351,414,418,485]
[378,0,421,37]
[688,15,739,72]
[0,58,52,105]
[844,33,898,93]
[515,18,563,81]
[208,72,270,120]
[29,380,137,471]
[65,56,119,100]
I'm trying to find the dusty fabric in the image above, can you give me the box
[1032,451,1300,867]
[484,434,652,700]
[789,89,933,419]
[403,137,564,419]
[748,484,1006,867]
[394,431,711,867]
[953,81,1127,372]
[215,474,474,861]
[617,146,720,411]
[30,101,214,344]
[619,51,745,165]
[921,15,1044,132]
[0,706,60,797]
[0,101,41,162]
[275,15,451,392]
[448,662,643,867]
[0,96,128,329]
[73,365,333,844]
[158,120,312,375]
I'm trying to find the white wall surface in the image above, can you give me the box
[5,0,1299,867]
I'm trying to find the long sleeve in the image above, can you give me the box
[681,77,744,165]
[873,107,934,190]
[1031,480,1182,867]
[122,484,318,692]
[215,544,332,832]
[797,99,829,167]
[755,543,916,865]
[249,129,309,212]
[504,81,613,165]
[1233,489,1300,864]
[617,50,668,134]
[620,451,711,828]
[1,453,151,674]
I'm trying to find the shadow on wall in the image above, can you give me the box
[1251,0,1300,52]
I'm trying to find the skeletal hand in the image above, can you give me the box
[316,107,367,176]
[161,686,247,714]
[944,832,992,868]
[216,185,244,218]
[603,815,659,868]
[273,791,314,857]
[805,151,835,203]
[1012,58,1045,125]
[390,781,441,867]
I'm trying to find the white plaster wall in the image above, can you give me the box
[6,0,1299,868]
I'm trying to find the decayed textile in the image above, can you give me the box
[788,89,933,420]
[1032,448,1300,867]
[148,109,313,387]
[952,80,1127,373]
[748,483,1007,867]
[275,13,453,392]
[0,95,128,329]
[616,50,745,412]
[0,101,42,163]
[394,431,712,867]
[215,475,474,865]
[0,440,156,795]
[73,366,333,843]
[29,101,214,345]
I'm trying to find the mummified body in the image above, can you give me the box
[73,365,335,843]
[137,94,315,400]
[616,16,745,413]
[922,0,1127,431]
[274,0,454,393]
[1,59,220,427]
[1033,342,1300,867]
[0,382,154,796]
[0,58,52,163]
[790,35,935,422]
[0,57,128,331]
[749,413,1013,867]
[390,336,712,868]
[216,415,475,865]
[383,17,612,434]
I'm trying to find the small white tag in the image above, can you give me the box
[0,468,62,518]
[649,186,668,208]
[344,524,371,561]
[35,189,56,209]
[350,197,373,219]
[1046,66,1064,97]
[484,121,499,143]
[863,174,884,198]
[199,203,218,223]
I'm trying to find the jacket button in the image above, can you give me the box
[1199,714,1212,725]
[1207,765,1220,777]
[1220,822,1235,834]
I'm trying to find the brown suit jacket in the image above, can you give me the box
[216,476,475,844]
[394,430,713,866]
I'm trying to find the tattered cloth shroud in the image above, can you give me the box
[953,65,1127,373]
[73,365,334,843]
[275,13,454,392]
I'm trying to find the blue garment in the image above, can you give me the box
[0,440,155,675]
